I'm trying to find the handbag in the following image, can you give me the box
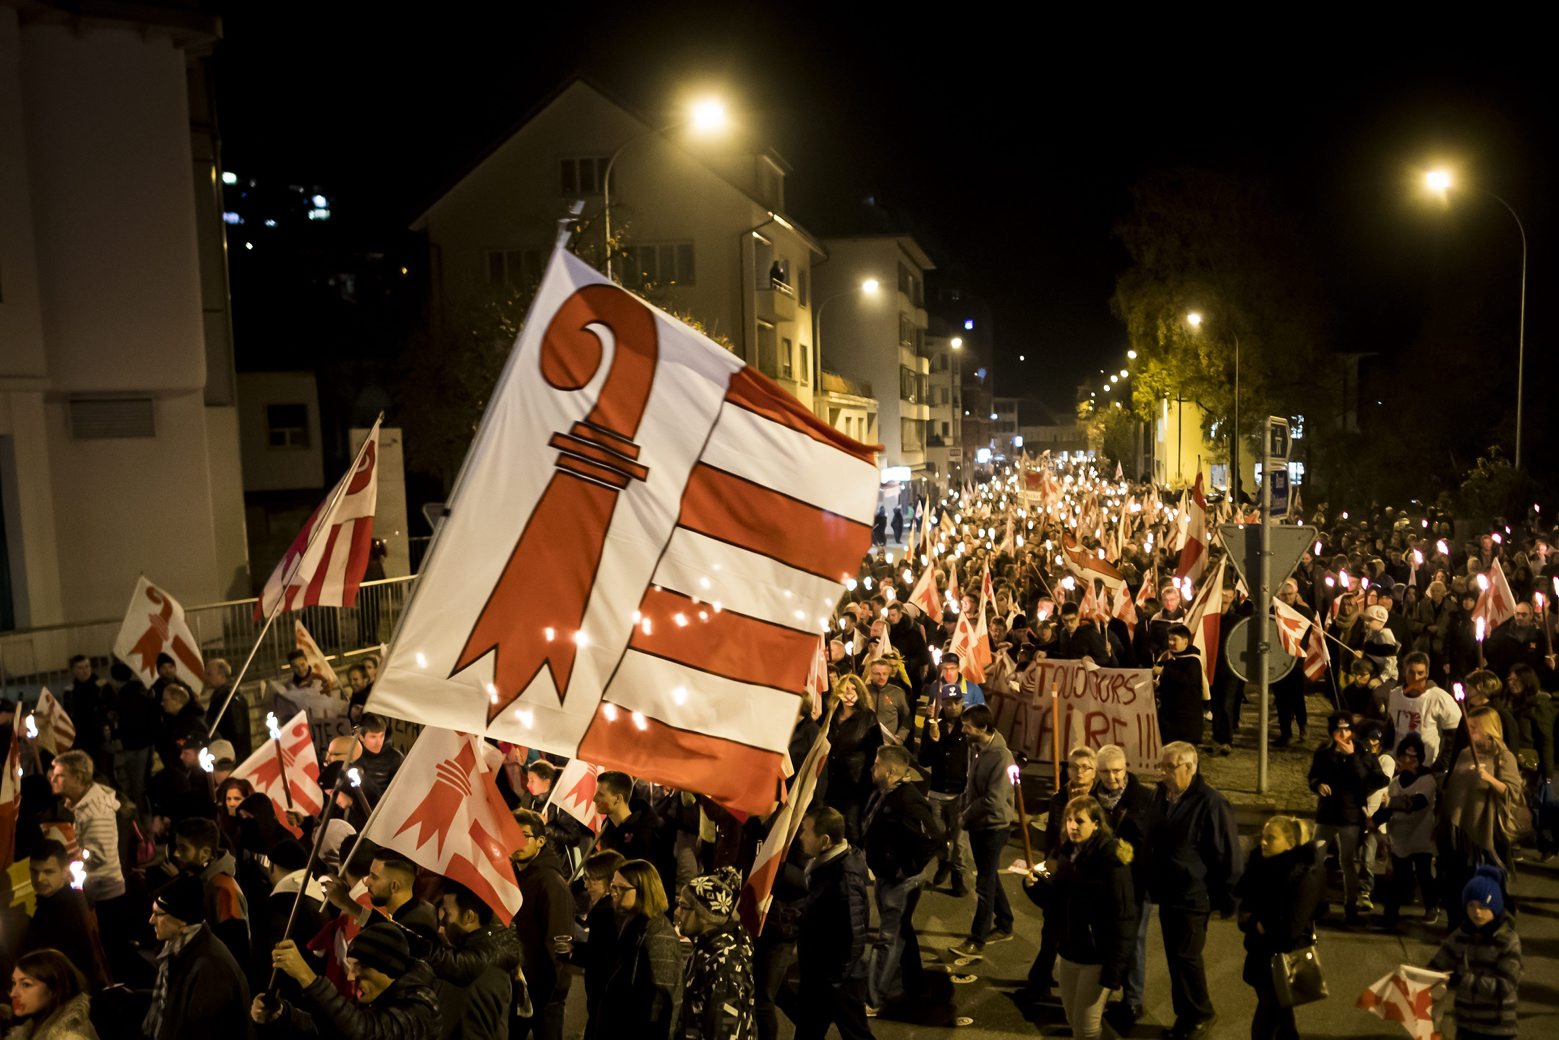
[1269,942,1328,1008]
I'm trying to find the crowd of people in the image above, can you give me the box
[0,460,1549,1040]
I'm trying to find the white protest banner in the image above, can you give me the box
[987,656,1160,773]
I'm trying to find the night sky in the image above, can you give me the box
[214,5,1554,416]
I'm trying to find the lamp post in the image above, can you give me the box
[601,98,728,280]
[1425,169,1529,469]
[1186,311,1241,503]
[812,277,881,400]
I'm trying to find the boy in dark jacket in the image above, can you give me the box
[782,806,873,1040]
[862,746,942,1011]
[1429,866,1522,1040]
[1307,711,1388,924]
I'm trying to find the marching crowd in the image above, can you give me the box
[0,466,1551,1040]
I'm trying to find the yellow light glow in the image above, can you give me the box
[951,337,963,349]
[1186,312,1204,328]
[690,98,729,134]
[1426,168,1453,193]
[861,277,881,295]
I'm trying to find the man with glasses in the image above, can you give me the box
[1308,711,1388,925]
[1139,742,1241,1040]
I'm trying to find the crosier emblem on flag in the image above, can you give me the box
[363,728,530,921]
[257,419,382,620]
[112,577,203,689]
[1357,965,1450,1040]
[545,758,605,832]
[367,250,878,813]
[230,710,324,821]
[34,688,76,756]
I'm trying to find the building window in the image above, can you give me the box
[898,314,913,349]
[942,421,951,437]
[621,242,696,289]
[560,156,611,195]
[901,418,923,452]
[798,269,809,307]
[757,323,778,378]
[267,403,310,449]
[800,343,811,385]
[484,248,544,289]
[780,338,794,380]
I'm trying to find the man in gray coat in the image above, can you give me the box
[950,705,1016,958]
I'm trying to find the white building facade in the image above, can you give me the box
[0,6,248,630]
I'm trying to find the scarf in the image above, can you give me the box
[143,923,203,1038]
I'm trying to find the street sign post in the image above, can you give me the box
[1226,615,1296,684]
[1266,416,1291,521]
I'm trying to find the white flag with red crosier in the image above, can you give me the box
[1176,472,1208,584]
[112,576,204,690]
[364,249,877,815]
[230,710,324,823]
[34,688,76,756]
[907,564,941,619]
[739,705,833,937]
[1272,597,1310,659]
[256,419,382,620]
[1356,965,1450,1040]
[545,758,605,833]
[363,727,530,921]
[950,611,987,683]
[1474,558,1517,633]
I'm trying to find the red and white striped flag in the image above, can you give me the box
[544,758,605,833]
[363,728,530,921]
[1062,534,1125,591]
[231,710,324,823]
[969,562,994,675]
[739,708,832,936]
[1272,597,1309,659]
[1136,567,1158,609]
[112,576,204,690]
[256,419,382,620]
[0,731,20,869]
[1183,556,1227,690]
[950,611,987,683]
[804,634,829,718]
[1176,472,1208,584]
[34,688,76,755]
[1356,965,1450,1040]
[366,249,877,814]
[1305,615,1329,681]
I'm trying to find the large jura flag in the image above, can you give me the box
[366,250,877,813]
[113,577,203,689]
[256,419,382,620]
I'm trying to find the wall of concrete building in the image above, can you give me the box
[0,13,247,625]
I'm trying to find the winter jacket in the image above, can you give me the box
[675,920,755,1040]
[1024,834,1138,988]
[872,683,913,745]
[1141,772,1243,914]
[512,844,575,1008]
[862,780,943,882]
[797,844,871,985]
[1156,649,1206,746]
[961,731,1017,831]
[826,709,883,792]
[426,923,521,1040]
[148,924,251,1040]
[1512,691,1556,778]
[3,994,98,1040]
[1307,742,1389,827]
[1429,914,1522,1036]
[916,715,970,795]
[588,912,686,1040]
[277,961,441,1040]
[67,784,124,901]
[21,889,112,992]
[1235,841,1324,987]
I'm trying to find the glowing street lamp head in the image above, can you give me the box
[1186,311,1204,329]
[689,97,729,135]
[1425,168,1453,193]
[860,277,881,295]
[950,336,963,349]
[1126,349,1138,359]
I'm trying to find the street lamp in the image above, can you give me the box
[1424,168,1529,469]
[813,277,881,398]
[602,96,729,279]
[950,337,963,350]
[1186,311,1241,503]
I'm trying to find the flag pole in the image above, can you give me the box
[264,738,358,992]
[264,712,295,812]
[207,415,385,740]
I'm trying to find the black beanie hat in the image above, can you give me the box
[267,838,310,872]
[154,873,206,926]
[348,922,411,976]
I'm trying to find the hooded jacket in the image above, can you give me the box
[1235,840,1325,986]
[279,961,441,1040]
[961,730,1016,831]
[512,843,574,1007]
[68,784,124,902]
[1024,833,1138,988]
[426,923,522,1040]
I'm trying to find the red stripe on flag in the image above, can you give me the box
[678,463,871,580]
[724,367,879,465]
[303,521,343,606]
[340,517,375,607]
[577,704,786,814]
[631,587,817,690]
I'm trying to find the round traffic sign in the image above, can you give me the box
[1226,615,1296,685]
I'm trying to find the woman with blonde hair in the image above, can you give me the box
[1236,815,1324,1040]
[824,674,882,842]
[6,950,97,1040]
[1439,706,1524,928]
[586,859,685,1040]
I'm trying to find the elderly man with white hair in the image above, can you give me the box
[1139,742,1242,1040]
[1092,744,1156,1033]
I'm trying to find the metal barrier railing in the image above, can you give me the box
[0,576,417,706]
